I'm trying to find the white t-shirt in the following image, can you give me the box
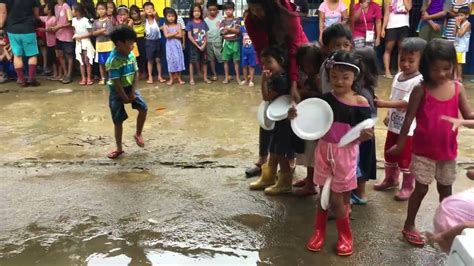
[386,0,410,29]
[387,72,422,135]
[72,17,92,46]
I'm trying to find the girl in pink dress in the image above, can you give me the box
[388,39,474,247]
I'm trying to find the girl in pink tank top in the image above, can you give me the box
[386,39,474,247]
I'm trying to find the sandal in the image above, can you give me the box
[383,74,393,79]
[98,79,105,85]
[350,192,368,205]
[245,164,262,178]
[158,77,166,83]
[146,80,153,84]
[134,134,145,148]
[402,229,425,247]
[178,80,185,85]
[293,179,307,187]
[87,80,94,86]
[107,150,124,159]
[211,76,218,81]
[204,79,212,84]
[222,79,229,84]
[79,80,87,85]
[190,80,196,86]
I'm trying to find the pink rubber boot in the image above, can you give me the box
[395,172,415,201]
[374,164,400,191]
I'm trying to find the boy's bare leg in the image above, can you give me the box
[66,53,73,78]
[189,63,195,84]
[210,60,217,79]
[135,108,147,146]
[57,50,66,79]
[156,58,165,82]
[99,64,107,82]
[234,61,241,83]
[202,62,209,82]
[242,66,248,84]
[115,123,123,152]
[147,60,154,83]
[223,61,229,83]
[249,66,255,84]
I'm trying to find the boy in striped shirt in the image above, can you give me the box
[106,26,148,159]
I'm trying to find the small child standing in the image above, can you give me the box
[204,1,223,82]
[306,51,373,256]
[292,42,325,197]
[106,1,117,25]
[143,2,166,84]
[240,10,257,87]
[106,26,148,159]
[186,4,210,85]
[318,0,348,43]
[72,4,95,86]
[220,1,242,84]
[54,0,74,84]
[374,37,426,201]
[163,8,185,86]
[130,5,147,80]
[93,2,114,85]
[40,2,60,81]
[388,39,474,247]
[0,30,12,83]
[454,6,471,82]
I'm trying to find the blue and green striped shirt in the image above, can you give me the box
[105,49,138,92]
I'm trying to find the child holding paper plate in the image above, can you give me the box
[292,42,325,197]
[303,51,373,256]
[249,46,301,195]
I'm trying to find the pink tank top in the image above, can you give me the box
[412,82,459,161]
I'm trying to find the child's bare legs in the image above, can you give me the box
[383,40,396,78]
[41,46,48,72]
[66,53,73,78]
[403,181,429,232]
[355,180,367,200]
[223,61,230,83]
[177,71,184,84]
[99,64,107,84]
[134,108,147,146]
[234,61,241,84]
[331,192,347,219]
[189,63,195,84]
[242,66,248,84]
[114,123,123,152]
[396,40,403,73]
[147,60,154,83]
[457,64,463,82]
[79,62,86,84]
[210,59,217,79]
[202,62,209,82]
[249,66,255,86]
[437,183,452,202]
[156,58,165,82]
[81,51,92,84]
[57,50,66,79]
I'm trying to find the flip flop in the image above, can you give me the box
[245,164,262,178]
[383,75,393,79]
[402,229,425,247]
[204,79,212,84]
[158,78,167,83]
[293,179,307,187]
[350,192,368,205]
[293,185,318,197]
[107,150,124,159]
[87,81,94,86]
[134,134,145,148]
[190,81,196,86]
[79,80,87,85]
[179,81,185,85]
[211,76,218,81]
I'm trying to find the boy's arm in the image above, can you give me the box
[112,79,129,102]
[388,85,424,155]
[456,21,471,37]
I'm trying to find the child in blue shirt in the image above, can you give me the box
[240,10,257,87]
[105,26,148,159]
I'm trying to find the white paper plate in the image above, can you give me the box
[321,176,332,210]
[267,95,292,121]
[290,98,334,140]
[257,101,275,130]
[338,117,378,147]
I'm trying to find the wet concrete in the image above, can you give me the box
[0,77,473,265]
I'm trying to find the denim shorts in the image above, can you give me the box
[145,39,162,61]
[109,86,148,124]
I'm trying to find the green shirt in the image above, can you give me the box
[105,49,138,92]
[205,14,223,43]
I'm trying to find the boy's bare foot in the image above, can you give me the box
[190,80,195,86]
[178,80,185,85]
[107,149,124,159]
[158,77,166,83]
[146,79,153,84]
[222,79,229,84]
[167,80,173,86]
[134,134,145,147]
[204,79,211,84]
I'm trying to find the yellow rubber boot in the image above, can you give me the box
[249,164,276,190]
[264,171,293,195]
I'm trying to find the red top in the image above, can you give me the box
[244,0,308,82]
[413,82,460,161]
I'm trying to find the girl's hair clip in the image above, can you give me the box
[326,56,360,76]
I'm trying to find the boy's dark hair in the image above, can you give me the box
[401,37,427,54]
[261,46,287,67]
[143,2,154,9]
[420,39,457,85]
[164,7,178,24]
[96,1,107,11]
[325,50,363,91]
[322,23,353,47]
[458,6,470,15]
[223,1,235,10]
[355,47,378,93]
[189,4,203,20]
[296,42,325,71]
[130,5,140,17]
[207,0,219,9]
[110,26,137,44]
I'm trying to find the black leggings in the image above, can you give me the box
[259,127,295,159]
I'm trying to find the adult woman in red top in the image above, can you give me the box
[243,0,308,179]
[350,0,382,48]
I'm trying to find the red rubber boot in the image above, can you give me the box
[395,172,415,201]
[336,215,353,256]
[374,164,400,191]
[306,210,328,252]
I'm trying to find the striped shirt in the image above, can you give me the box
[105,49,138,92]
[444,0,471,41]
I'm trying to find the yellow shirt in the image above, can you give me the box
[133,21,145,38]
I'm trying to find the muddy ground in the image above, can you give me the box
[0,77,473,265]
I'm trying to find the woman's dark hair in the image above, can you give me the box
[401,37,427,54]
[130,5,141,19]
[261,46,287,67]
[246,0,296,50]
[143,2,154,9]
[110,26,137,44]
[189,4,203,20]
[355,47,378,94]
[207,0,219,9]
[325,50,363,91]
[420,39,457,85]
[164,8,178,25]
[296,42,325,71]
[458,6,470,15]
[322,23,353,47]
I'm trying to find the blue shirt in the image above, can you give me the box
[105,49,138,92]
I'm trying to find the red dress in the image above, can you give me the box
[244,0,308,83]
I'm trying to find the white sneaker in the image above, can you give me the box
[239,80,247,86]
[249,81,255,87]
